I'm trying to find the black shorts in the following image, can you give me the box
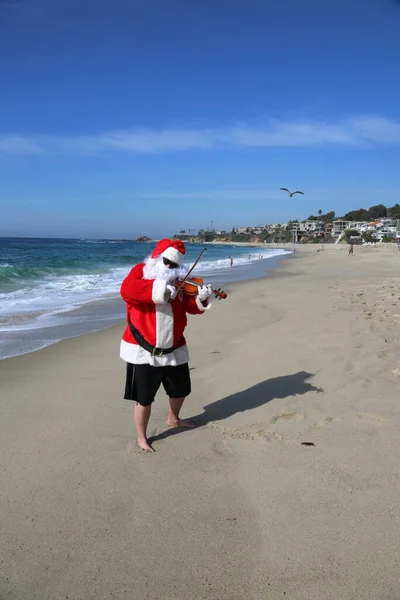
[124,362,191,406]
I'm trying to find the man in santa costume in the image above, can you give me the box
[120,239,213,451]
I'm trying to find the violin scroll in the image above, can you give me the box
[214,288,227,300]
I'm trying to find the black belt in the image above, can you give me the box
[128,319,183,357]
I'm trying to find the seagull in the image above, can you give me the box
[280,188,305,197]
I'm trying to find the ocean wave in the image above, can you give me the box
[0,247,291,322]
[194,248,290,271]
[0,266,129,315]
[0,264,62,283]
[0,258,138,286]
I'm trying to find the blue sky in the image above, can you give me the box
[1,0,400,238]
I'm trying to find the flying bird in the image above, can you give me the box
[280,188,305,197]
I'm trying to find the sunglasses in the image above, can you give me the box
[163,257,179,269]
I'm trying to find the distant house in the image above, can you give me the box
[292,220,324,233]
[350,221,369,232]
[332,221,350,237]
[291,220,324,242]
[344,218,400,241]
[374,218,400,241]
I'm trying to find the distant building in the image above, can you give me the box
[238,225,268,234]
[291,220,324,242]
[374,218,400,241]
[332,221,350,237]
[292,220,324,233]
[349,221,366,231]
[330,218,400,242]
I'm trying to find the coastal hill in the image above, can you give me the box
[173,203,400,245]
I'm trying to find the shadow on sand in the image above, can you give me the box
[149,370,322,445]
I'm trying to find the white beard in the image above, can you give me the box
[142,256,187,282]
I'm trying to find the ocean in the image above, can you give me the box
[0,237,291,360]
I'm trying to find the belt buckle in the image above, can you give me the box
[152,347,164,357]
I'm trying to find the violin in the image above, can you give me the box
[177,276,227,300]
[172,248,227,300]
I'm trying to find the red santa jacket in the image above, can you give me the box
[119,263,211,366]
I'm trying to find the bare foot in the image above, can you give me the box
[137,438,155,452]
[166,419,195,429]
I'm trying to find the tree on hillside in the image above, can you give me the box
[388,204,400,219]
[308,210,335,223]
[322,211,335,223]
[344,208,369,221]
[367,204,387,220]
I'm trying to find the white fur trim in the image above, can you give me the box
[143,257,186,282]
[152,279,168,304]
[120,339,189,366]
[161,247,184,265]
[195,295,212,311]
[155,303,174,348]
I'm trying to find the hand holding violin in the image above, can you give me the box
[176,276,227,300]
[198,284,213,301]
[165,284,178,301]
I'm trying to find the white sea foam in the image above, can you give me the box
[193,248,290,271]
[0,248,291,330]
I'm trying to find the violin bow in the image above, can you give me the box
[175,248,207,294]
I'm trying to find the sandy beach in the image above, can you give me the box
[1,243,400,600]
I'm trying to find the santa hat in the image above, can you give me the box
[151,238,186,265]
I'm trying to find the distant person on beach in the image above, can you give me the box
[120,239,213,452]
[229,256,233,267]
[248,254,251,260]
[348,244,354,256]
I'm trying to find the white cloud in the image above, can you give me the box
[0,134,45,155]
[350,116,400,143]
[1,116,400,156]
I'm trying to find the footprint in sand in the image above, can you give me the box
[357,413,389,426]
[270,412,305,424]
[229,429,283,442]
[213,422,284,443]
[315,416,342,429]
[213,439,233,455]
